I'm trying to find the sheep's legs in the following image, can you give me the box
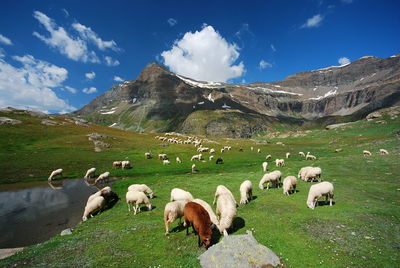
[127,203,131,212]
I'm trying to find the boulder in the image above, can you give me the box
[325,122,352,130]
[60,228,72,236]
[41,119,58,126]
[0,117,22,125]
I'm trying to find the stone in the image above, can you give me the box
[93,140,111,148]
[41,119,58,126]
[199,234,281,268]
[0,117,22,125]
[60,228,72,236]
[94,147,102,152]
[75,121,89,127]
[325,122,352,130]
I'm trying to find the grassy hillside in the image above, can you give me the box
[0,109,399,267]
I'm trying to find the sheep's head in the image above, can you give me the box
[202,235,212,248]
[307,201,315,210]
[82,216,87,221]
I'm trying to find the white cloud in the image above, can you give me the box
[167,18,177,27]
[85,71,95,80]
[0,54,75,113]
[104,56,119,66]
[0,48,5,58]
[338,57,350,65]
[259,60,272,70]
[64,86,77,94]
[270,44,276,52]
[161,25,244,82]
[72,23,120,52]
[114,75,124,82]
[61,8,69,18]
[301,14,324,28]
[32,11,99,63]
[82,87,97,94]
[0,34,13,46]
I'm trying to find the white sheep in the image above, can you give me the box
[87,186,112,204]
[209,148,215,154]
[48,168,63,181]
[170,188,194,202]
[257,148,261,153]
[191,164,196,172]
[163,159,170,165]
[191,154,202,161]
[122,160,131,169]
[303,167,322,182]
[192,198,220,227]
[307,182,334,210]
[95,171,110,184]
[82,196,105,221]
[239,180,253,204]
[259,170,282,189]
[158,153,168,160]
[363,150,372,156]
[306,152,317,160]
[209,155,214,161]
[275,159,285,167]
[251,147,254,151]
[176,157,182,163]
[213,185,237,236]
[126,190,152,215]
[266,154,272,160]
[128,184,154,198]
[298,166,313,180]
[286,152,291,158]
[84,167,96,179]
[262,161,268,172]
[283,176,297,195]
[299,152,305,157]
[163,200,188,235]
[145,152,152,159]
[379,149,389,155]
[220,148,225,153]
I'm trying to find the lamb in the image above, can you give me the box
[213,185,237,236]
[163,200,188,235]
[82,195,105,221]
[192,198,219,228]
[239,180,253,204]
[266,154,272,160]
[176,157,182,163]
[299,152,305,157]
[303,167,322,182]
[121,160,131,169]
[363,150,372,156]
[306,182,334,210]
[128,184,154,198]
[126,190,152,215]
[170,188,194,202]
[183,202,213,248]
[275,159,285,167]
[209,155,214,161]
[286,152,291,158]
[163,159,170,165]
[95,171,110,184]
[112,161,122,168]
[145,152,152,159]
[306,152,317,160]
[379,149,389,155]
[84,167,96,179]
[259,170,282,189]
[48,168,63,181]
[262,161,268,172]
[283,176,297,195]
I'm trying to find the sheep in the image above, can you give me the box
[283,176,297,195]
[191,164,196,173]
[299,152,305,157]
[82,196,105,221]
[145,152,152,159]
[183,202,213,248]
[262,161,268,172]
[251,147,254,151]
[239,180,253,204]
[158,153,168,160]
[209,155,214,161]
[48,168,63,181]
[306,182,334,210]
[257,148,261,153]
[286,152,291,158]
[112,161,122,168]
[303,167,322,182]
[191,154,202,161]
[84,167,96,179]
[95,171,110,184]
[266,154,272,160]
[87,186,112,204]
[128,184,154,198]
[121,160,131,169]
[192,198,219,228]
[164,200,188,236]
[170,188,194,202]
[213,185,237,236]
[126,190,152,215]
[335,149,342,153]
[379,149,389,155]
[216,157,224,164]
[363,150,372,156]
[298,166,314,180]
[176,157,182,163]
[259,170,282,190]
[275,159,285,167]
[163,159,170,165]
[306,152,317,160]
[220,148,225,153]
[209,148,215,154]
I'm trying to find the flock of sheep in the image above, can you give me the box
[47,132,390,249]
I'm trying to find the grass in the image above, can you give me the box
[0,109,399,267]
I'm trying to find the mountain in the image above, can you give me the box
[74,54,400,137]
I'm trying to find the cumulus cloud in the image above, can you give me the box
[301,14,324,28]
[114,75,124,82]
[338,57,350,65]
[72,23,120,52]
[0,54,75,113]
[259,60,272,70]
[104,56,120,66]
[161,25,244,82]
[82,87,97,94]
[85,71,95,80]
[167,18,177,27]
[0,34,13,45]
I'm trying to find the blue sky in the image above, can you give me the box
[0,0,399,113]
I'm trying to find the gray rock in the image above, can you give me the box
[41,119,58,126]
[0,107,16,113]
[60,228,72,236]
[87,133,110,139]
[0,117,22,125]
[75,121,89,127]
[199,234,281,268]
[26,110,47,117]
[93,140,111,148]
[325,122,352,130]
[94,147,102,152]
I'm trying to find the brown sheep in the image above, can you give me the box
[183,202,213,248]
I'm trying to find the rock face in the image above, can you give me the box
[74,55,400,137]
[0,117,22,125]
[199,233,281,267]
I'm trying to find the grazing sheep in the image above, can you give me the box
[95,171,110,184]
[239,180,253,204]
[306,182,334,210]
[209,148,215,154]
[163,159,170,165]
[145,152,152,159]
[48,168,63,181]
[298,166,313,180]
[306,152,317,160]
[192,198,219,228]
[170,188,194,202]
[335,149,342,153]
[87,186,112,204]
[363,150,372,156]
[275,159,285,167]
[158,153,168,160]
[283,176,297,195]
[113,161,122,168]
[82,196,105,221]
[121,160,131,169]
[259,170,282,190]
[266,155,272,160]
[286,152,291,158]
[251,147,254,151]
[191,164,196,172]
[257,149,261,153]
[191,154,203,161]
[183,202,213,248]
[299,152,305,157]
[220,148,225,153]
[176,157,182,163]
[209,155,214,161]
[262,161,268,172]
[379,149,389,155]
[303,167,322,182]
[164,200,188,235]
[128,184,154,198]
[213,185,237,236]
[216,157,224,164]
[84,167,96,179]
[126,191,152,215]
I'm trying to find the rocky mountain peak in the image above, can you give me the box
[136,62,172,82]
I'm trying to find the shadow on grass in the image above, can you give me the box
[251,195,258,201]
[170,223,186,234]
[230,217,245,234]
[316,200,336,207]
